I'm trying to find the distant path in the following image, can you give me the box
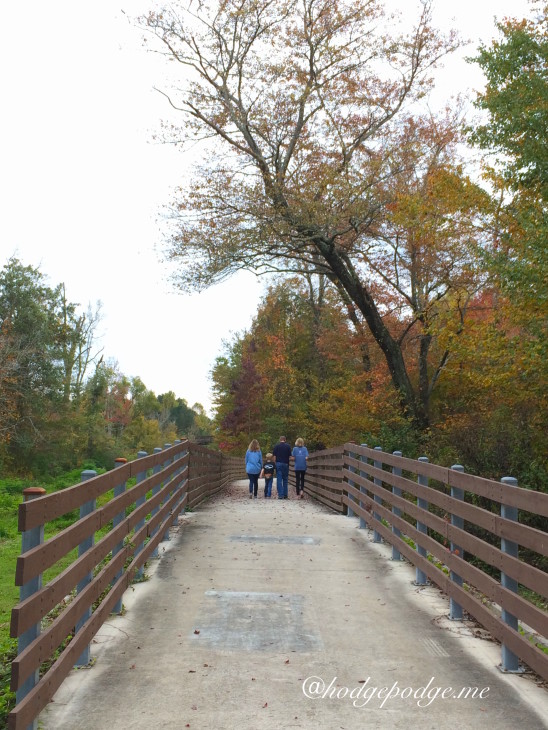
[40,481,548,730]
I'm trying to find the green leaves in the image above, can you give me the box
[470,11,548,191]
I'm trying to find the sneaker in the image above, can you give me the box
[249,493,253,499]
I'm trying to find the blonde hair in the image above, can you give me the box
[266,452,273,460]
[248,439,260,452]
[295,437,304,447]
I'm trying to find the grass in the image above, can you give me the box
[0,467,110,728]
[0,464,162,728]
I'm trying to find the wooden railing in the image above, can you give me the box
[289,446,345,510]
[299,442,548,682]
[10,439,548,727]
[9,441,242,730]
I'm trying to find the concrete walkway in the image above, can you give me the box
[40,480,548,730]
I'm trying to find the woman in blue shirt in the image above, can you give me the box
[245,439,263,499]
[292,437,308,499]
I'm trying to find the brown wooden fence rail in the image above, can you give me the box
[288,446,345,510]
[273,444,546,681]
[9,441,243,730]
[300,442,548,683]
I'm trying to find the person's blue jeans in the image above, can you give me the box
[264,477,273,498]
[247,472,259,497]
[276,462,289,498]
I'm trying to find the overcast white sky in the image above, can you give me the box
[0,0,533,414]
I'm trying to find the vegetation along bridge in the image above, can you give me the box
[8,440,548,729]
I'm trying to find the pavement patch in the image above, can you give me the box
[229,535,319,544]
[191,590,323,651]
[420,637,451,657]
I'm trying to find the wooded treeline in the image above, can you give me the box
[2,2,546,488]
[0,258,212,477]
[195,2,547,489]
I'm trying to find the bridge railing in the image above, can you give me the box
[288,446,345,509]
[289,442,548,682]
[8,441,242,730]
[341,443,548,683]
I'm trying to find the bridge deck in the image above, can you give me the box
[39,480,548,730]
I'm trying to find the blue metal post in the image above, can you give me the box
[173,440,182,518]
[111,458,127,614]
[359,444,368,529]
[391,451,402,561]
[346,445,356,518]
[165,443,181,526]
[74,469,97,666]
[347,444,357,517]
[415,457,429,585]
[449,464,465,620]
[150,447,163,559]
[500,476,521,673]
[16,487,46,729]
[373,446,383,543]
[133,451,148,582]
[162,445,173,540]
[178,441,188,516]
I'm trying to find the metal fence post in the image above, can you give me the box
[74,469,97,666]
[173,439,183,517]
[16,487,46,729]
[160,443,178,525]
[373,446,383,543]
[500,476,522,673]
[150,447,163,559]
[391,451,403,561]
[111,458,127,614]
[359,444,368,529]
[449,465,465,620]
[133,451,148,582]
[162,444,173,540]
[345,444,356,518]
[177,441,189,515]
[414,457,429,585]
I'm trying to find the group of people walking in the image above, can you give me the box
[245,436,309,500]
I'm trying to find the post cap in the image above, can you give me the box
[114,457,128,464]
[501,476,518,487]
[22,487,47,500]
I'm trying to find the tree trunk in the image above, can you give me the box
[315,237,428,429]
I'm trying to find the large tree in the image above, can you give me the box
[140,0,473,428]
[0,258,101,469]
[468,2,547,452]
[470,3,547,307]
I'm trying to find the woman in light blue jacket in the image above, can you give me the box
[245,439,263,499]
[292,437,309,499]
